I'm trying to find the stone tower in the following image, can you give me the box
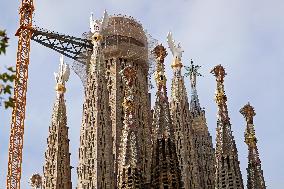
[211,65,244,189]
[117,66,144,188]
[102,15,152,183]
[150,45,183,189]
[186,61,215,189]
[77,11,114,189]
[240,103,266,189]
[167,33,201,189]
[43,56,72,189]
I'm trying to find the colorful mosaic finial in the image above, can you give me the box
[211,64,226,83]
[153,44,168,90]
[211,64,244,189]
[240,102,256,124]
[240,103,266,189]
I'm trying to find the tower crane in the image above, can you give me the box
[8,1,93,188]
[7,0,34,188]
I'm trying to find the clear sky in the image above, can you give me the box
[1,0,284,188]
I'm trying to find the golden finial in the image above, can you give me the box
[152,44,167,62]
[240,103,257,147]
[171,57,183,69]
[211,65,227,105]
[153,44,167,89]
[210,64,226,83]
[240,102,256,124]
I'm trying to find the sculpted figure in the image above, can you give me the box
[167,31,184,61]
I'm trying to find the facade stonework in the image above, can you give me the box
[117,66,144,188]
[187,61,215,189]
[77,13,114,188]
[240,103,266,189]
[43,58,72,189]
[103,16,152,183]
[170,59,201,189]
[42,14,267,189]
[211,65,244,189]
[150,45,183,189]
[191,113,216,189]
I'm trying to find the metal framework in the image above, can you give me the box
[30,28,146,64]
[7,0,34,189]
[31,27,93,63]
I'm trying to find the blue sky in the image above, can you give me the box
[1,0,284,188]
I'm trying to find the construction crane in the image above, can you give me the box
[7,0,35,188]
[7,1,93,188]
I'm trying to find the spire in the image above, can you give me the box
[152,44,174,139]
[117,66,144,188]
[167,32,183,76]
[183,60,215,189]
[150,44,183,189]
[43,56,72,189]
[185,60,202,116]
[240,103,266,189]
[211,65,244,189]
[77,11,114,188]
[168,34,201,189]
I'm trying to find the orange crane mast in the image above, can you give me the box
[7,0,94,187]
[7,0,34,188]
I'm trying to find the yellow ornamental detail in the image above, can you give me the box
[122,98,135,114]
[171,57,183,69]
[215,90,226,105]
[155,70,167,87]
[245,132,257,147]
[55,83,66,94]
[92,33,103,42]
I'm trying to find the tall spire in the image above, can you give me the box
[184,60,215,189]
[150,44,183,189]
[211,65,244,189]
[117,66,144,188]
[240,103,266,189]
[77,11,114,189]
[168,33,201,189]
[185,60,202,116]
[43,56,72,189]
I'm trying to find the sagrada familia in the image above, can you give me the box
[40,11,266,189]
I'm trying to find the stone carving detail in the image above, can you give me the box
[240,103,266,189]
[150,44,183,189]
[42,13,268,189]
[211,65,244,189]
[43,57,72,189]
[77,10,114,189]
[117,66,144,188]
[168,37,202,188]
[185,60,215,189]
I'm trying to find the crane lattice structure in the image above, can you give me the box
[8,1,95,188]
[7,0,34,188]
